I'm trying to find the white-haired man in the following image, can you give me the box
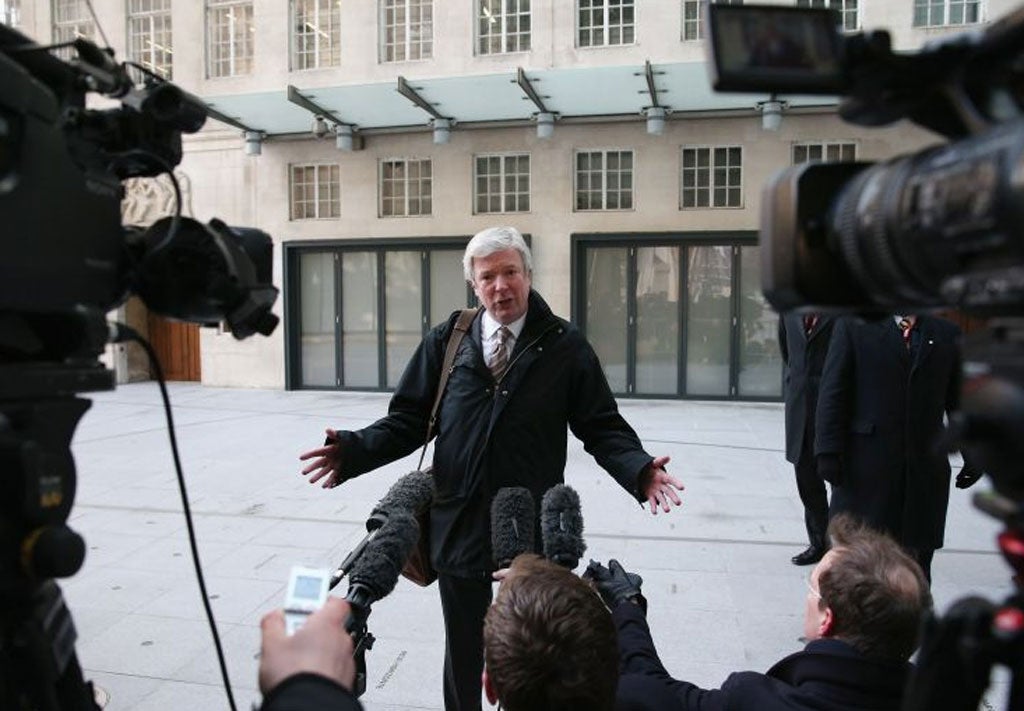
[300,226,683,710]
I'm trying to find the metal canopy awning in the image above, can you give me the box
[202,61,835,137]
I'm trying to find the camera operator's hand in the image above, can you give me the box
[300,428,345,489]
[583,559,647,614]
[816,454,842,486]
[259,597,356,696]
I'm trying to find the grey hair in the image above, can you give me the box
[463,226,533,282]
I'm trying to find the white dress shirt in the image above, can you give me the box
[480,309,526,370]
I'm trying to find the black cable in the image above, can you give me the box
[111,323,238,711]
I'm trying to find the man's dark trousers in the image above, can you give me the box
[795,441,829,551]
[439,574,493,711]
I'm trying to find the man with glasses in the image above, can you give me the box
[586,514,932,710]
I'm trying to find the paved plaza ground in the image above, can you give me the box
[58,383,1013,710]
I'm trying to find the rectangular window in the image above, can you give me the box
[578,0,634,47]
[381,0,433,62]
[575,150,634,211]
[474,154,530,214]
[796,0,858,31]
[128,0,173,80]
[792,141,856,164]
[380,158,432,217]
[2,0,21,27]
[681,0,741,41]
[291,164,341,220]
[913,0,981,26]
[478,0,531,54]
[206,0,254,77]
[52,0,94,56]
[680,146,743,208]
[292,0,341,70]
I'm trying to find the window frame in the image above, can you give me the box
[290,163,341,221]
[291,0,342,71]
[379,157,434,217]
[795,0,858,32]
[127,0,173,80]
[473,153,531,215]
[380,0,433,63]
[205,0,254,78]
[679,145,744,210]
[681,0,742,42]
[577,0,636,48]
[52,0,94,51]
[912,0,982,27]
[791,141,857,164]
[574,149,635,212]
[476,0,531,55]
[2,0,21,27]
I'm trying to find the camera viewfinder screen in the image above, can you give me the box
[293,575,323,601]
[708,5,844,94]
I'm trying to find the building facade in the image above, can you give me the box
[5,0,1005,398]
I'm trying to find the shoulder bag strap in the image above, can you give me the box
[417,307,479,470]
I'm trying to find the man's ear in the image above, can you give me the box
[819,606,835,638]
[482,668,498,706]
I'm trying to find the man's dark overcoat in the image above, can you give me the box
[334,290,652,576]
[613,602,912,710]
[814,315,962,549]
[779,313,836,465]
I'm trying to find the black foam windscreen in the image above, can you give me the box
[541,484,586,569]
[369,469,435,531]
[348,511,420,602]
[490,486,536,569]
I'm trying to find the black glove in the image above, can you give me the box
[817,454,842,485]
[583,559,647,614]
[955,466,983,489]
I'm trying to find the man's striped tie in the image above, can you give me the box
[490,326,511,381]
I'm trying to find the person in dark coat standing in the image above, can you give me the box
[778,312,835,565]
[814,314,982,581]
[298,226,684,711]
[587,515,932,711]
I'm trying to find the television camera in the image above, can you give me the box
[1,22,278,710]
[706,4,1024,709]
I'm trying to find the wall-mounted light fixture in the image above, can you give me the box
[335,124,354,151]
[756,97,789,131]
[312,115,328,138]
[535,111,555,140]
[644,106,667,135]
[431,117,452,145]
[243,130,263,156]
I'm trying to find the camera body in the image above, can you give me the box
[0,24,279,710]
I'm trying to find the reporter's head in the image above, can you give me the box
[483,554,617,711]
[804,515,932,662]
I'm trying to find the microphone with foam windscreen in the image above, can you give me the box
[344,510,420,634]
[541,484,587,570]
[329,470,434,589]
[491,487,536,569]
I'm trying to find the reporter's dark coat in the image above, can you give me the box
[613,603,911,711]
[335,290,652,576]
[779,313,836,465]
[813,315,962,549]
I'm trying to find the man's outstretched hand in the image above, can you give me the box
[639,456,684,514]
[583,559,647,614]
[299,428,344,489]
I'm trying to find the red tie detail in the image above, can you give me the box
[803,314,818,336]
[898,317,916,350]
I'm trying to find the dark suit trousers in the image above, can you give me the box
[438,573,493,711]
[795,451,829,548]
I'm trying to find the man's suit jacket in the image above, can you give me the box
[778,313,836,465]
[612,602,911,710]
[814,315,962,549]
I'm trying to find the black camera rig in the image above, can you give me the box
[0,23,278,711]
[707,4,1024,709]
